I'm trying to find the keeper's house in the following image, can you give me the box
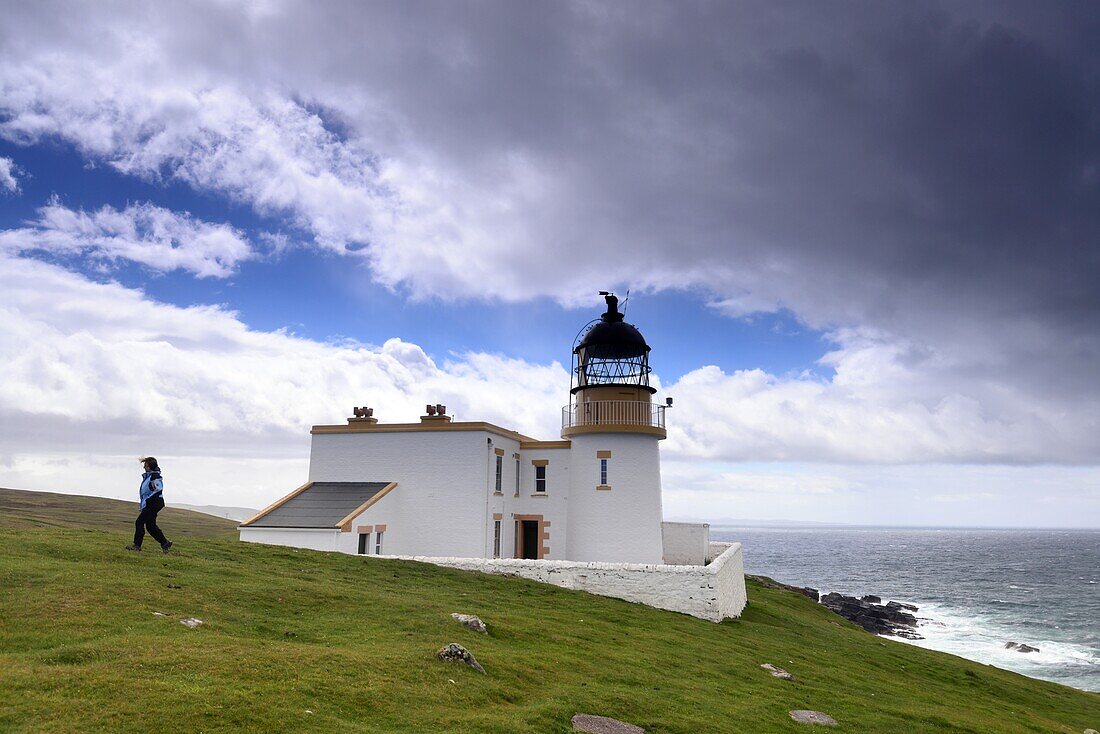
[239,294,709,566]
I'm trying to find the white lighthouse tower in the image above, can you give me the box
[563,293,667,564]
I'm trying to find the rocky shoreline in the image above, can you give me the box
[819,593,923,640]
[748,575,923,639]
[748,576,1046,653]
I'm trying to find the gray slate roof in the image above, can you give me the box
[247,481,393,528]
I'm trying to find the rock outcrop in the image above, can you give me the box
[789,710,838,726]
[1004,641,1040,653]
[571,713,645,733]
[451,613,488,634]
[761,663,795,680]
[820,593,922,639]
[436,642,486,673]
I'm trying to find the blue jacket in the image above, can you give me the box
[140,471,163,509]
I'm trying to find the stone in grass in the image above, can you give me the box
[790,710,838,726]
[760,663,795,680]
[571,713,645,733]
[451,613,488,634]
[436,643,485,674]
[179,617,203,628]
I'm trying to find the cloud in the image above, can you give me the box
[664,327,1100,465]
[661,461,1100,527]
[0,5,1095,374]
[0,156,19,193]
[0,253,567,458]
[0,252,1097,523]
[0,199,253,277]
[0,2,1098,517]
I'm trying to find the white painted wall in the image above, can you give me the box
[308,429,493,558]
[239,527,340,552]
[707,542,748,618]
[252,423,669,564]
[512,446,570,559]
[383,543,747,622]
[662,522,710,565]
[566,433,664,564]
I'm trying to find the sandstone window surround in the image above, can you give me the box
[597,450,612,490]
[532,459,548,493]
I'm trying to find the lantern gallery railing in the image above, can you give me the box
[562,400,666,431]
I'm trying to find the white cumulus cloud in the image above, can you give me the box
[1,251,1098,525]
[0,156,19,193]
[0,199,253,278]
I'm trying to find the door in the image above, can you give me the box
[520,520,539,559]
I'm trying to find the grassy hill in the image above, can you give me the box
[0,491,1096,733]
[0,487,238,539]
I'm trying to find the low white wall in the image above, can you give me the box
[239,527,340,552]
[707,541,732,563]
[384,542,747,622]
[709,543,746,619]
[661,521,710,565]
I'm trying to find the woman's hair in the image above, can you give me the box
[140,456,160,471]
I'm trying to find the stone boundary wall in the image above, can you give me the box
[384,542,747,622]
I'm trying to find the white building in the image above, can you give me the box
[240,293,699,565]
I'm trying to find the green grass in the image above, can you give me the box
[0,492,1096,733]
[0,487,238,539]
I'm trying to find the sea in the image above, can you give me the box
[711,527,1099,692]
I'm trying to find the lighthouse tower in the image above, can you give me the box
[563,293,666,564]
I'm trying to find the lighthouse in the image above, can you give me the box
[563,292,667,564]
[239,291,747,619]
[241,292,672,565]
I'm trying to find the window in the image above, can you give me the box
[493,520,501,558]
[600,458,608,486]
[357,533,368,555]
[374,530,384,555]
[535,465,546,493]
[514,459,521,496]
[494,455,503,493]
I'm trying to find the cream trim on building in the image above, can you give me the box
[337,481,399,532]
[239,481,314,527]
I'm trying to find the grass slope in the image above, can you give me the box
[0,487,238,539]
[0,495,1096,733]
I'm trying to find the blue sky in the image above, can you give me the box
[0,138,830,382]
[1,1,1098,527]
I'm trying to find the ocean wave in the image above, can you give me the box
[894,601,1099,691]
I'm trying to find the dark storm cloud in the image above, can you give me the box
[1,0,1099,462]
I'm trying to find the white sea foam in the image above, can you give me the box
[893,601,1099,689]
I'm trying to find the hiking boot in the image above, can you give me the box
[161,541,173,554]
[125,544,142,552]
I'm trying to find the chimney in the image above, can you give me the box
[421,403,452,423]
[348,406,378,424]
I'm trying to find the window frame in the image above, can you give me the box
[534,464,547,493]
[374,530,384,555]
[494,454,503,494]
[600,457,608,486]
[493,519,501,558]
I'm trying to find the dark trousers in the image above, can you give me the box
[134,494,169,548]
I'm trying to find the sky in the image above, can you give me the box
[0,1,1098,527]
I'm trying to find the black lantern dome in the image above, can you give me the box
[572,293,655,394]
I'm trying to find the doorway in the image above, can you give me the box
[519,520,539,559]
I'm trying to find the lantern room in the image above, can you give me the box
[562,293,666,438]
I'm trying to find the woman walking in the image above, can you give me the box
[126,456,173,553]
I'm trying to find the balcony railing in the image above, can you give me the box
[562,400,666,432]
